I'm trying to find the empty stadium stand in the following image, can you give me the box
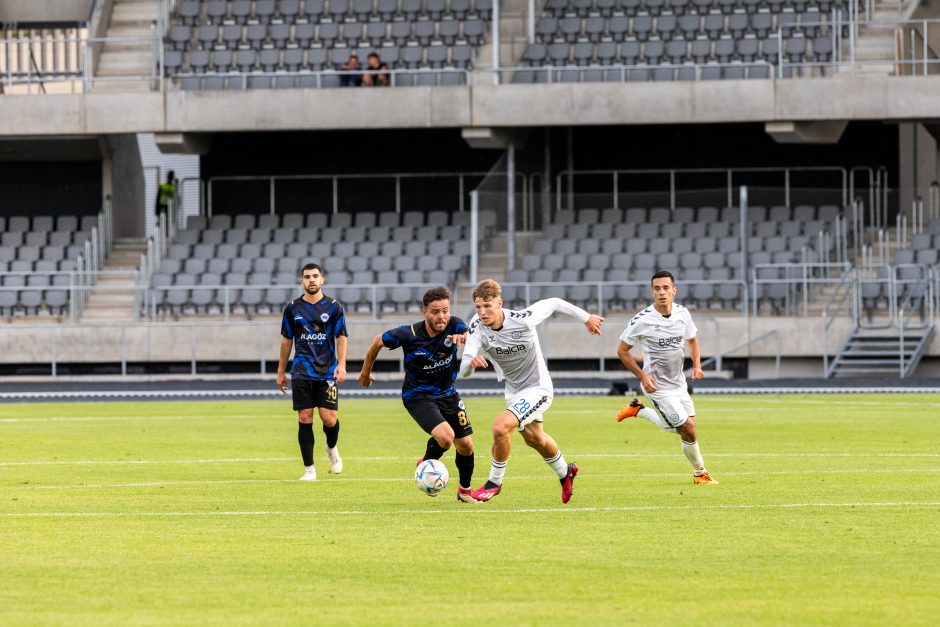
[504,203,842,312]
[515,0,847,82]
[0,215,99,317]
[164,0,492,88]
[148,208,497,317]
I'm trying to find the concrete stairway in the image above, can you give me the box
[94,0,157,92]
[836,0,919,77]
[80,239,148,323]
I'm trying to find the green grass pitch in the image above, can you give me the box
[1,394,938,625]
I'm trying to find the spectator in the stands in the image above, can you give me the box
[156,170,177,215]
[339,54,362,87]
[362,52,390,87]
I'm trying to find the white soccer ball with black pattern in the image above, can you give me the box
[414,459,449,497]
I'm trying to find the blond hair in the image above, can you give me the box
[471,278,502,302]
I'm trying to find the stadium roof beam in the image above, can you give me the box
[764,121,848,144]
[461,128,528,149]
[153,132,213,155]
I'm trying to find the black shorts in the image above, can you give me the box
[403,394,472,439]
[291,378,338,412]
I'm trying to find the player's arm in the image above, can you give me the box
[358,334,385,387]
[528,297,604,334]
[334,335,348,384]
[618,340,655,393]
[687,336,704,381]
[276,336,292,393]
[459,323,487,377]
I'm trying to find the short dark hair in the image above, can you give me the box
[651,270,675,285]
[301,263,324,276]
[422,286,451,308]
[368,52,379,60]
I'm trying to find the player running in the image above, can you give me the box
[459,279,604,503]
[358,287,480,503]
[277,263,347,481]
[615,270,717,485]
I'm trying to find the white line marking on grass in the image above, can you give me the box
[16,468,940,491]
[0,415,271,423]
[3,501,939,518]
[3,452,939,467]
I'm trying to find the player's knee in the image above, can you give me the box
[492,419,514,439]
[435,433,454,449]
[521,428,545,448]
[454,438,473,456]
[297,409,314,423]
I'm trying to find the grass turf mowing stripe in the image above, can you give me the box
[13,467,940,490]
[2,501,939,518]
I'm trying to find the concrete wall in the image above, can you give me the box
[0,0,95,23]
[3,77,940,137]
[101,134,145,238]
[898,123,938,215]
[2,315,931,377]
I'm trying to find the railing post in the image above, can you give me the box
[470,190,479,285]
[491,0,500,85]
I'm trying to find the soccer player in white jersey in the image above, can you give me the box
[615,270,717,485]
[459,279,605,503]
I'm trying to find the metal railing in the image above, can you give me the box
[205,171,493,216]
[554,166,855,213]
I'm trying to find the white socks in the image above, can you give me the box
[488,459,507,486]
[543,451,568,479]
[638,407,677,433]
[681,440,706,475]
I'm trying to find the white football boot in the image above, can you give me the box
[298,466,317,481]
[326,446,343,474]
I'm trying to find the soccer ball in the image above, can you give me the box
[414,459,449,497]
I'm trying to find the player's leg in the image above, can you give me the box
[470,409,516,502]
[429,421,456,454]
[617,391,677,433]
[667,393,717,485]
[315,381,342,474]
[521,421,579,503]
[439,395,478,501]
[488,409,517,481]
[404,397,451,464]
[292,379,317,481]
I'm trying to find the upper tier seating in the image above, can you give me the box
[515,0,848,83]
[165,0,492,89]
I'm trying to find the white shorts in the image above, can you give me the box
[641,386,695,430]
[506,387,553,432]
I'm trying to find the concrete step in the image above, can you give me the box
[90,80,154,92]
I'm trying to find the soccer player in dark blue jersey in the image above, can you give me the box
[358,286,479,502]
[277,263,348,481]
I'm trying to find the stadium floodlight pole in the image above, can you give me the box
[492,0,500,85]
[507,142,516,271]
[470,190,479,284]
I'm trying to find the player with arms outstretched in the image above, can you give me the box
[616,270,717,485]
[277,263,347,481]
[459,279,604,503]
[359,287,480,502]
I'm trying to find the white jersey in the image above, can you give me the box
[620,303,697,392]
[460,298,590,397]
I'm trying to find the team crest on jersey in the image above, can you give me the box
[443,337,453,347]
[511,331,522,339]
[457,400,465,410]
[320,313,329,322]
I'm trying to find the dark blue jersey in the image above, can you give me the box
[382,316,468,401]
[281,295,348,381]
